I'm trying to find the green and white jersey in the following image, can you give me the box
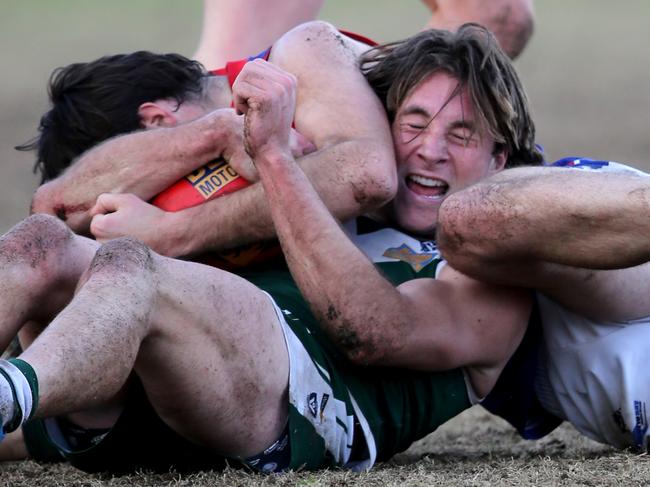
[343,216,443,282]
[242,217,469,470]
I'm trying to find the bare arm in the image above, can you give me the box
[438,165,650,279]
[257,154,529,396]
[238,58,530,398]
[90,22,396,256]
[31,108,247,232]
[437,165,650,322]
[193,0,324,70]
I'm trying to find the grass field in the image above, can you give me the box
[1,1,650,485]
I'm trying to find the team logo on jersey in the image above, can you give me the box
[632,400,648,448]
[383,244,437,272]
[308,392,318,418]
[307,392,330,420]
[319,393,330,421]
[186,159,241,199]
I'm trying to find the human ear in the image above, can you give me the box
[137,101,178,129]
[490,149,508,173]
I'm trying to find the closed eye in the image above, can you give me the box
[398,122,427,143]
[449,128,478,146]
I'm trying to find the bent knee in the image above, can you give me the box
[88,237,155,276]
[0,214,73,267]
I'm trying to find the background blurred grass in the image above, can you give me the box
[0,3,649,484]
[0,0,649,232]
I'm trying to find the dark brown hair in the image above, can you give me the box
[17,51,207,182]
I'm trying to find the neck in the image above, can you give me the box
[203,75,233,110]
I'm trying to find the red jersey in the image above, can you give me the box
[150,32,377,269]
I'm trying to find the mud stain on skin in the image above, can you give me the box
[439,181,526,256]
[324,303,380,363]
[325,304,361,352]
[326,304,339,321]
[628,186,650,213]
[0,214,73,268]
[335,320,362,354]
[88,237,154,275]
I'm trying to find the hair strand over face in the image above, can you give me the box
[360,24,543,167]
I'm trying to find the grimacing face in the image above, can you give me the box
[387,72,506,236]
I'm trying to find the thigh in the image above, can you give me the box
[135,255,290,457]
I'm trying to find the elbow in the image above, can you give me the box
[31,182,59,218]
[343,342,383,367]
[31,181,90,233]
[368,163,398,209]
[281,21,339,44]
[332,324,378,366]
[437,185,507,271]
[350,146,398,213]
[437,191,470,261]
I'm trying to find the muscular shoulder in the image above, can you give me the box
[269,21,369,69]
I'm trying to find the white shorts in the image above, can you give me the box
[535,293,650,450]
[266,294,377,471]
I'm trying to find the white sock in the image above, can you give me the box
[0,359,33,431]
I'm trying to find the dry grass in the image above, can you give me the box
[2,408,649,486]
[1,1,649,485]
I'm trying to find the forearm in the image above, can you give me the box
[160,138,395,256]
[254,149,407,364]
[31,111,235,231]
[164,23,396,256]
[438,166,650,272]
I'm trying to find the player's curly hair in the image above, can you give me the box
[361,24,543,167]
[16,51,207,183]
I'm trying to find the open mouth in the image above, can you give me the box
[406,174,449,199]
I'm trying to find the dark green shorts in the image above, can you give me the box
[25,269,471,473]
[251,271,472,470]
[24,377,227,474]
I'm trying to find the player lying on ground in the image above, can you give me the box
[23,20,649,455]
[243,27,650,450]
[0,26,532,473]
[26,22,396,260]
[437,160,650,450]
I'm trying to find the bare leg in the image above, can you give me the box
[0,215,98,350]
[423,0,534,59]
[193,0,324,69]
[21,237,289,457]
[0,215,99,459]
